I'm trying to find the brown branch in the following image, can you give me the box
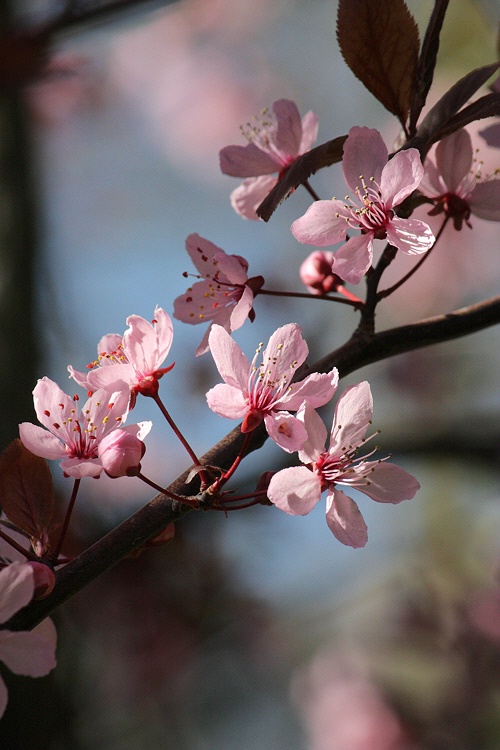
[5,294,500,632]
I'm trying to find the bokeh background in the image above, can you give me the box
[1,0,500,747]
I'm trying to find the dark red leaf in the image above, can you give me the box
[256,135,347,222]
[409,0,450,134]
[415,62,500,146]
[0,440,55,545]
[435,92,500,141]
[337,0,419,126]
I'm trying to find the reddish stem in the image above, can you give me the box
[377,217,449,299]
[137,472,199,509]
[0,528,37,561]
[152,392,209,489]
[53,478,80,560]
[258,287,363,309]
[302,179,321,201]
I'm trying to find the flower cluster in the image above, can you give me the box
[206,325,419,543]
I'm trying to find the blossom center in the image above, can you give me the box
[240,107,292,168]
[337,176,392,237]
[246,341,297,414]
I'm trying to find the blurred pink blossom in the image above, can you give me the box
[107,2,286,176]
[25,53,95,126]
[293,652,414,750]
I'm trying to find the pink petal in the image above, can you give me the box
[32,377,73,432]
[274,99,303,156]
[435,129,473,192]
[87,363,136,389]
[96,332,122,354]
[342,127,387,193]
[152,307,174,365]
[0,618,56,676]
[353,461,420,504]
[332,234,373,284]
[88,384,130,435]
[380,148,424,208]
[230,175,278,220]
[325,488,368,548]
[291,200,348,246]
[264,412,308,453]
[268,466,322,515]
[185,233,220,275]
[60,456,104,478]
[173,279,215,324]
[297,401,328,464]
[208,325,250,389]
[194,325,215,358]
[264,323,309,375]
[66,365,90,390]
[219,143,279,177]
[0,564,34,624]
[229,285,254,331]
[215,252,249,285]
[206,383,248,420]
[329,382,373,457]
[283,368,339,411]
[299,110,319,153]
[469,179,500,221]
[122,309,172,374]
[18,422,66,460]
[386,216,435,255]
[420,158,446,196]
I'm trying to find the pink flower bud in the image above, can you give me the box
[299,251,340,295]
[27,562,56,599]
[99,429,146,478]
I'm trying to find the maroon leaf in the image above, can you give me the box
[415,62,500,147]
[409,0,450,134]
[435,92,500,141]
[0,440,55,547]
[256,135,347,222]
[337,0,419,126]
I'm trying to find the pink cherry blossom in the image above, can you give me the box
[69,307,174,407]
[19,377,134,478]
[206,324,339,452]
[291,126,435,284]
[220,99,319,219]
[173,233,263,356]
[268,382,420,547]
[0,562,57,718]
[419,128,500,229]
[98,422,151,477]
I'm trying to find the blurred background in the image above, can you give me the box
[0,0,499,747]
